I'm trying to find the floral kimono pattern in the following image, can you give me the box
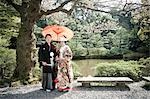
[56,45,73,90]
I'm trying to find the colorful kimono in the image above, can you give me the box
[56,45,73,91]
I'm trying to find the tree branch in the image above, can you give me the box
[41,0,78,15]
[123,0,127,10]
[67,0,79,15]
[126,3,150,6]
[5,0,21,13]
[76,5,111,14]
[77,2,150,16]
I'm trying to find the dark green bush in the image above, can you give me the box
[138,57,150,76]
[123,52,146,60]
[95,60,142,81]
[74,48,87,56]
[73,47,109,58]
[0,47,16,81]
[88,47,109,56]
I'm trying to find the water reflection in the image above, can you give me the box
[73,59,121,76]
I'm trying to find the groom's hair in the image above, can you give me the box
[45,34,52,38]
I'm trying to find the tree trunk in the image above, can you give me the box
[12,19,36,82]
[12,0,42,82]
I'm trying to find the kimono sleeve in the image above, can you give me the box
[38,45,44,66]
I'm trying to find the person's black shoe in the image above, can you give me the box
[40,88,46,91]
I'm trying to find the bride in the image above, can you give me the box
[55,38,73,92]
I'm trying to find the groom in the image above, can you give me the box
[38,34,58,92]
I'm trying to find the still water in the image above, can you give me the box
[73,59,121,77]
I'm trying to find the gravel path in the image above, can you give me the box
[0,81,150,99]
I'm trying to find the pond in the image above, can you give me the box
[73,59,121,77]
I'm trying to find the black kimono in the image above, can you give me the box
[38,42,58,90]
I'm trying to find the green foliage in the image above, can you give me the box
[68,42,87,56]
[123,51,146,61]
[74,48,87,57]
[0,47,16,80]
[0,2,18,82]
[109,47,121,55]
[32,65,41,78]
[71,61,82,78]
[88,47,109,56]
[108,47,130,56]
[95,60,142,81]
[34,8,149,58]
[138,57,150,76]
[0,37,9,47]
[0,3,18,82]
[0,2,20,39]
[36,18,56,28]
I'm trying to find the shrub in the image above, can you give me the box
[138,57,150,76]
[74,48,87,56]
[88,47,109,56]
[32,65,41,78]
[0,47,16,81]
[123,52,146,60]
[94,60,142,81]
[109,47,121,55]
[71,61,82,78]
